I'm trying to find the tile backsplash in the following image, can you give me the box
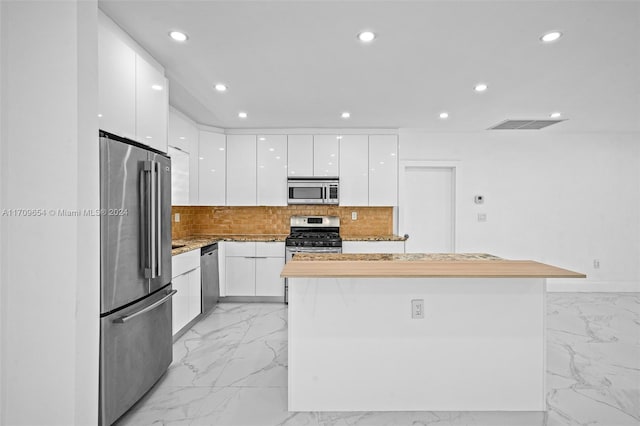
[172,206,394,239]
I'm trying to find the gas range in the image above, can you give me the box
[285,216,342,248]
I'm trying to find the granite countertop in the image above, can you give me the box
[342,235,407,242]
[172,234,406,255]
[172,234,287,256]
[291,253,502,261]
[281,252,586,278]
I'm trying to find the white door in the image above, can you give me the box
[400,164,456,253]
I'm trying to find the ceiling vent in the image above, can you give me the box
[488,119,566,130]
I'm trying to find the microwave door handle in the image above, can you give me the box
[323,186,327,203]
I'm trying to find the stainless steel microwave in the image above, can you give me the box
[287,177,339,205]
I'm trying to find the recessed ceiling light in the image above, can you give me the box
[97,114,103,118]
[169,31,188,42]
[336,136,343,140]
[199,157,204,160]
[541,31,562,43]
[151,84,163,91]
[341,112,351,119]
[550,112,562,118]
[145,136,152,139]
[214,83,227,92]
[238,112,248,118]
[179,136,185,140]
[218,147,225,151]
[474,83,488,92]
[439,112,449,119]
[259,137,266,141]
[269,147,275,152]
[358,31,376,42]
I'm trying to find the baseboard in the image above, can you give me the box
[218,296,284,303]
[546,279,640,292]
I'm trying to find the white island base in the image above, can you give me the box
[287,277,547,412]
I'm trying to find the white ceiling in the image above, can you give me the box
[99,0,640,132]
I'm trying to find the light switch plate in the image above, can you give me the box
[174,213,180,223]
[351,211,358,220]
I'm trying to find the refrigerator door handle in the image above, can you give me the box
[141,162,153,279]
[149,161,158,279]
[156,161,162,278]
[112,290,177,324]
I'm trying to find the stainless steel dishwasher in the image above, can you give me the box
[201,243,219,314]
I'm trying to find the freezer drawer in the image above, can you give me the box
[99,285,175,426]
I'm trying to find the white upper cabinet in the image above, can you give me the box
[168,146,189,205]
[369,135,398,206]
[98,15,136,140]
[339,135,369,206]
[257,135,287,206]
[313,135,339,177]
[135,55,168,153]
[168,109,196,153]
[226,135,257,205]
[98,12,169,153]
[198,131,226,205]
[287,135,313,177]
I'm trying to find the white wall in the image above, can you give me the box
[399,130,640,292]
[0,1,99,425]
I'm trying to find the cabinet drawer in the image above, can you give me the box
[225,241,256,257]
[172,249,200,278]
[256,241,285,257]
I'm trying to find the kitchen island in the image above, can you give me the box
[281,253,585,412]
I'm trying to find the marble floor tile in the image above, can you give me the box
[116,295,640,426]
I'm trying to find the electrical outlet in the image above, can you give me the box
[593,259,600,269]
[477,213,487,222]
[351,211,358,220]
[411,299,424,319]
[174,213,180,223]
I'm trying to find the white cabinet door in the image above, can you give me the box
[257,135,287,206]
[313,135,339,177]
[199,131,226,205]
[135,55,168,152]
[255,257,285,297]
[342,241,405,254]
[226,257,256,296]
[98,17,136,140]
[188,267,202,319]
[287,135,313,177]
[369,135,398,206]
[168,109,193,153]
[227,135,257,205]
[168,146,189,205]
[339,135,369,206]
[172,273,190,335]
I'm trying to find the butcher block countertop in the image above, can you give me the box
[281,253,586,278]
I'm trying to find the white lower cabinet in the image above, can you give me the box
[255,257,285,296]
[172,250,202,336]
[225,241,285,297]
[342,241,405,254]
[226,256,256,296]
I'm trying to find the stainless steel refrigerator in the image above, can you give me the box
[99,130,174,426]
